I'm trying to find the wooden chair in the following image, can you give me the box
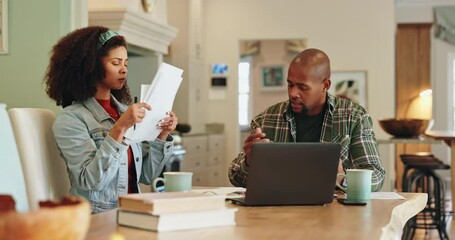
[8,108,70,210]
[0,104,29,211]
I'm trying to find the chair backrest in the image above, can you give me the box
[0,104,29,212]
[8,108,70,210]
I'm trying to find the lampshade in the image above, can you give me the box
[405,89,432,119]
[0,103,29,211]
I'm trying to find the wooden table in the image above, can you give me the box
[85,193,427,240]
[425,130,455,211]
[377,137,442,191]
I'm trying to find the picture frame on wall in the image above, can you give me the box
[329,71,367,108]
[211,63,228,76]
[0,0,8,54]
[260,65,286,91]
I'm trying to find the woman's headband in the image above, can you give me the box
[97,30,119,49]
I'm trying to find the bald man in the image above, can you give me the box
[228,48,385,192]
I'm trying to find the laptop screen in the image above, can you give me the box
[243,142,341,206]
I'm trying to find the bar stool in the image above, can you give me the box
[401,153,450,240]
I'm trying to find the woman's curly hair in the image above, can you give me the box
[44,26,132,108]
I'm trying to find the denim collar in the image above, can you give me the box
[82,95,128,122]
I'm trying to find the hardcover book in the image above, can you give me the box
[116,208,237,232]
[118,192,226,215]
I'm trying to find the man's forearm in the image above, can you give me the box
[228,152,249,187]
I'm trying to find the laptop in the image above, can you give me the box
[230,142,341,206]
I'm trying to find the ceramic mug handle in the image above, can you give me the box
[152,177,165,192]
[336,173,347,192]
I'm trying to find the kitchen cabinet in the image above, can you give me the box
[181,133,225,187]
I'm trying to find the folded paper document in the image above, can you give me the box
[124,63,183,142]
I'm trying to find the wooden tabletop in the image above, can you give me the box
[85,192,427,240]
[377,136,442,144]
[426,130,455,140]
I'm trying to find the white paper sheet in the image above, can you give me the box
[370,192,406,200]
[124,63,183,142]
[140,84,151,102]
[191,187,246,199]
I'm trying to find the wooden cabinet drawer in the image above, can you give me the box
[208,134,223,151]
[181,153,207,170]
[182,135,207,153]
[180,133,225,186]
[192,170,209,187]
[207,150,223,166]
[207,165,224,187]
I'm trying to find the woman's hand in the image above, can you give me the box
[157,111,178,140]
[110,103,151,142]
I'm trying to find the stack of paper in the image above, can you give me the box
[124,63,183,142]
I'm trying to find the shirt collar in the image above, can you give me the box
[283,92,335,120]
[82,95,128,122]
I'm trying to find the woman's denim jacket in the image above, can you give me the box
[53,96,174,213]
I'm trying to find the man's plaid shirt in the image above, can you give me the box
[228,93,385,191]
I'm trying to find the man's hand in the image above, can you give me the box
[336,159,345,185]
[244,128,270,166]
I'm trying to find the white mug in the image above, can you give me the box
[336,169,373,202]
[152,172,193,192]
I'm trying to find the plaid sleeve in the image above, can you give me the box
[349,113,386,192]
[228,114,266,187]
[228,151,249,187]
[228,102,290,187]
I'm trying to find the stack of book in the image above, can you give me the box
[116,192,237,232]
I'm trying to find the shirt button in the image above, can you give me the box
[136,157,139,162]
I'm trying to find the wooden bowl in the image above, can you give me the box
[378,118,430,138]
[0,196,91,240]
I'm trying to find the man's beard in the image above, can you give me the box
[290,98,308,114]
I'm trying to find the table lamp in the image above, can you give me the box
[404,89,432,119]
[379,89,433,137]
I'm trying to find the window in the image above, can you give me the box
[238,58,252,129]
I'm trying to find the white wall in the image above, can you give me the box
[0,0,73,111]
[433,38,455,132]
[249,40,295,116]
[201,0,396,185]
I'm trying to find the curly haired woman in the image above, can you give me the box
[44,26,177,213]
